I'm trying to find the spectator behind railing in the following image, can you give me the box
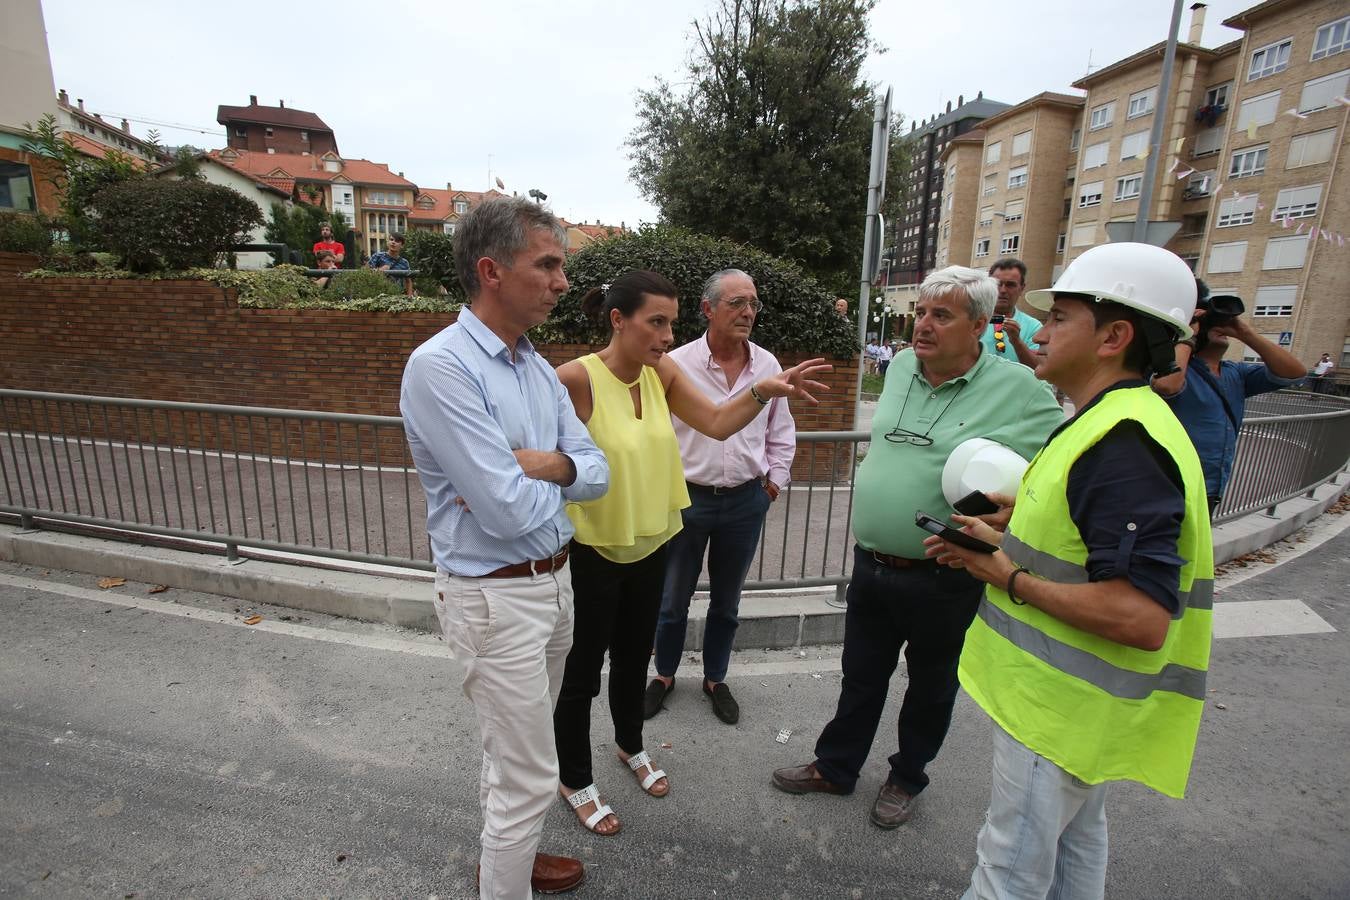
[313,249,338,289]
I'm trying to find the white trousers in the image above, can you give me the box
[963,724,1110,900]
[434,565,575,900]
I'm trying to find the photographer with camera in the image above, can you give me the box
[1153,279,1305,515]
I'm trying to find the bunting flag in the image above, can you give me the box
[1284,108,1310,120]
[1337,96,1350,107]
[1168,158,1180,173]
[1135,148,1150,161]
[1258,202,1266,210]
[1177,167,1195,180]
[1324,230,1333,243]
[1309,226,1318,240]
[1247,121,1259,140]
[1280,217,1291,229]
[1200,175,1211,193]
[1296,223,1306,234]
[1339,234,1345,247]
[1174,137,1186,154]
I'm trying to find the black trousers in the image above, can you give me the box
[554,539,668,790]
[813,545,983,795]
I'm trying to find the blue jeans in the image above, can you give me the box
[963,724,1109,900]
[654,480,770,684]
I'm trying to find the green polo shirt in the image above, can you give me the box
[853,347,1063,558]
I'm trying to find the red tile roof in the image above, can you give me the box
[408,187,509,222]
[63,133,155,169]
[216,102,332,132]
[208,149,415,189]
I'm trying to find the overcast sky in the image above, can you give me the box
[40,0,1255,228]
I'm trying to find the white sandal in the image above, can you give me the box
[562,783,620,835]
[622,750,669,796]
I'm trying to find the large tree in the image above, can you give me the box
[628,0,887,293]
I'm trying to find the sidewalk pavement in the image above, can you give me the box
[3,479,1343,651]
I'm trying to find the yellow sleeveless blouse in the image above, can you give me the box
[566,354,690,563]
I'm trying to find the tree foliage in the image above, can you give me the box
[91,179,264,272]
[264,202,350,267]
[403,229,460,298]
[538,224,856,358]
[627,0,885,295]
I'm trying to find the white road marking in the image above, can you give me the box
[1211,599,1336,639]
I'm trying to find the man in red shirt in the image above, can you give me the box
[312,223,344,265]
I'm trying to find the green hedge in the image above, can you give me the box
[91,179,264,272]
[537,224,857,357]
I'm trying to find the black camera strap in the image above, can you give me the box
[1188,359,1241,433]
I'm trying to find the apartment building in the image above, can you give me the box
[55,89,166,166]
[1064,9,1241,280]
[934,131,985,269]
[893,93,1010,287]
[938,93,1083,290]
[217,96,339,157]
[0,0,60,215]
[1197,0,1349,365]
[409,185,509,235]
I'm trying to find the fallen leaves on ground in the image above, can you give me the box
[96,577,126,589]
[147,585,168,594]
[242,615,263,625]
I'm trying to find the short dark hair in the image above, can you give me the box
[579,270,678,331]
[452,196,567,298]
[315,249,334,262]
[389,232,405,243]
[988,258,1027,283]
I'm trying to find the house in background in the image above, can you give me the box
[55,89,166,167]
[0,0,60,216]
[217,96,338,157]
[408,184,510,235]
[153,154,292,269]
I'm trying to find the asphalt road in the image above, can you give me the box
[1,514,1348,899]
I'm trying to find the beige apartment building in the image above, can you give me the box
[938,93,1083,291]
[1195,0,1349,365]
[934,131,984,269]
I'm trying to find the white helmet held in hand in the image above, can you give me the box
[1024,243,1197,339]
[942,438,1029,508]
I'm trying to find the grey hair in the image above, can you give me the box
[453,196,568,298]
[700,268,753,305]
[918,266,996,322]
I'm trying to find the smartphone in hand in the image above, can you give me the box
[915,511,998,554]
[953,490,999,517]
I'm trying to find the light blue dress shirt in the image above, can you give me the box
[400,306,609,575]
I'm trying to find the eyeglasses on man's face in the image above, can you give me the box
[723,296,763,313]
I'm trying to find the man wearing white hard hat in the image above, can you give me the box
[924,242,1214,900]
[771,266,1061,829]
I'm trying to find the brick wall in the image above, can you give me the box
[0,276,860,481]
[0,252,41,277]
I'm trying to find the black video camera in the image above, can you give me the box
[1195,293,1245,352]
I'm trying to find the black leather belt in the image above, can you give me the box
[686,477,764,495]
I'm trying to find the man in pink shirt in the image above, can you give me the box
[644,269,796,725]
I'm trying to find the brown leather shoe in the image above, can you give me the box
[771,761,852,795]
[870,781,916,829]
[476,852,585,894]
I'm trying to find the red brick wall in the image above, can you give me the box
[0,276,860,480]
[0,252,41,276]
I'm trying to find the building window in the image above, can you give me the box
[1011,131,1031,156]
[1207,241,1247,273]
[1120,130,1148,160]
[1253,285,1297,317]
[1216,194,1257,226]
[978,206,993,227]
[0,161,36,210]
[1078,180,1104,208]
[1069,128,1081,151]
[983,173,997,196]
[1114,174,1142,201]
[1263,235,1310,269]
[454,200,469,214]
[300,130,309,141]
[1299,69,1350,113]
[1312,15,1349,61]
[1007,166,1028,189]
[1089,101,1115,130]
[1057,232,1067,253]
[1185,169,1215,198]
[1229,145,1268,179]
[1193,127,1223,157]
[1287,128,1336,167]
[1127,87,1156,119]
[1273,184,1322,220]
[1003,199,1023,222]
[1000,234,1020,254]
[1236,90,1281,130]
[1204,82,1231,109]
[1083,141,1109,169]
[942,222,950,240]
[265,126,274,137]
[1179,254,1200,272]
[1248,39,1292,80]
[234,126,246,137]
[974,238,990,258]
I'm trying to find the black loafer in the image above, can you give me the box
[703,681,740,725]
[643,678,673,719]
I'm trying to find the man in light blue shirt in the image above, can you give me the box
[980,258,1041,368]
[401,197,607,898]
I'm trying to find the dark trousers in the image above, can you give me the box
[655,480,770,683]
[813,545,983,795]
[554,539,668,789]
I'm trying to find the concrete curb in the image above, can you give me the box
[2,478,1344,649]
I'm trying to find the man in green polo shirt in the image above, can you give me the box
[772,266,1062,828]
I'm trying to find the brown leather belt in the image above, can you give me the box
[482,546,569,579]
[868,549,934,570]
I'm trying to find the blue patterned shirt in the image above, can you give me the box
[400,306,609,575]
[368,251,410,271]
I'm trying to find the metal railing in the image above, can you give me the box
[2,388,1348,590]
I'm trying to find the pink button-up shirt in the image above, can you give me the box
[668,333,796,489]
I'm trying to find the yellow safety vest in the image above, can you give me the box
[959,385,1214,799]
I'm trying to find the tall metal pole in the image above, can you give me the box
[1131,0,1185,242]
[856,87,893,407]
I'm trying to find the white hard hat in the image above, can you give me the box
[942,438,1029,507]
[1024,243,1197,339]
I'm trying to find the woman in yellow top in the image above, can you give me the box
[554,269,830,835]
